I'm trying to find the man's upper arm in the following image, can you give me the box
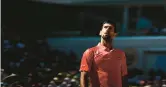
[121,52,128,76]
[79,49,94,72]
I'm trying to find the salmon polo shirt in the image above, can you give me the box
[80,43,128,87]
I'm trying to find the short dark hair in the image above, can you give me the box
[102,20,117,33]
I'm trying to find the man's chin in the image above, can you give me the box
[102,36,111,40]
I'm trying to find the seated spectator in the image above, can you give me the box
[161,24,166,35]
[136,16,152,33]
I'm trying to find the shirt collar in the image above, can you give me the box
[97,43,113,51]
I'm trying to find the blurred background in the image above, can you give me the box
[1,0,166,86]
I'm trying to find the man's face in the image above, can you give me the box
[99,23,115,40]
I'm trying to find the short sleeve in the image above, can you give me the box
[121,52,128,76]
[79,49,94,72]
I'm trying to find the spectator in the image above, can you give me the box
[161,24,166,35]
[136,16,152,32]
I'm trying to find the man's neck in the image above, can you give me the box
[100,38,113,50]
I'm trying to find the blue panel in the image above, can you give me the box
[156,56,166,72]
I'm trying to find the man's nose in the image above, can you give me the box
[105,28,110,32]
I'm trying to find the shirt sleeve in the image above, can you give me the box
[121,52,128,76]
[79,49,94,72]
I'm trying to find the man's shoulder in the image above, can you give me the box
[114,48,125,54]
[84,46,98,53]
[89,46,98,50]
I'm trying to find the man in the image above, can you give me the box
[80,20,128,87]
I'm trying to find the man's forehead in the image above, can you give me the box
[103,23,114,27]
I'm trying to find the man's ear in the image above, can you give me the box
[113,33,118,37]
[110,32,118,38]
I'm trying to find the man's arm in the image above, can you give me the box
[79,49,94,87]
[80,71,89,87]
[121,52,129,87]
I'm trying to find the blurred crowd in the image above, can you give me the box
[128,68,166,87]
[2,34,79,87]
